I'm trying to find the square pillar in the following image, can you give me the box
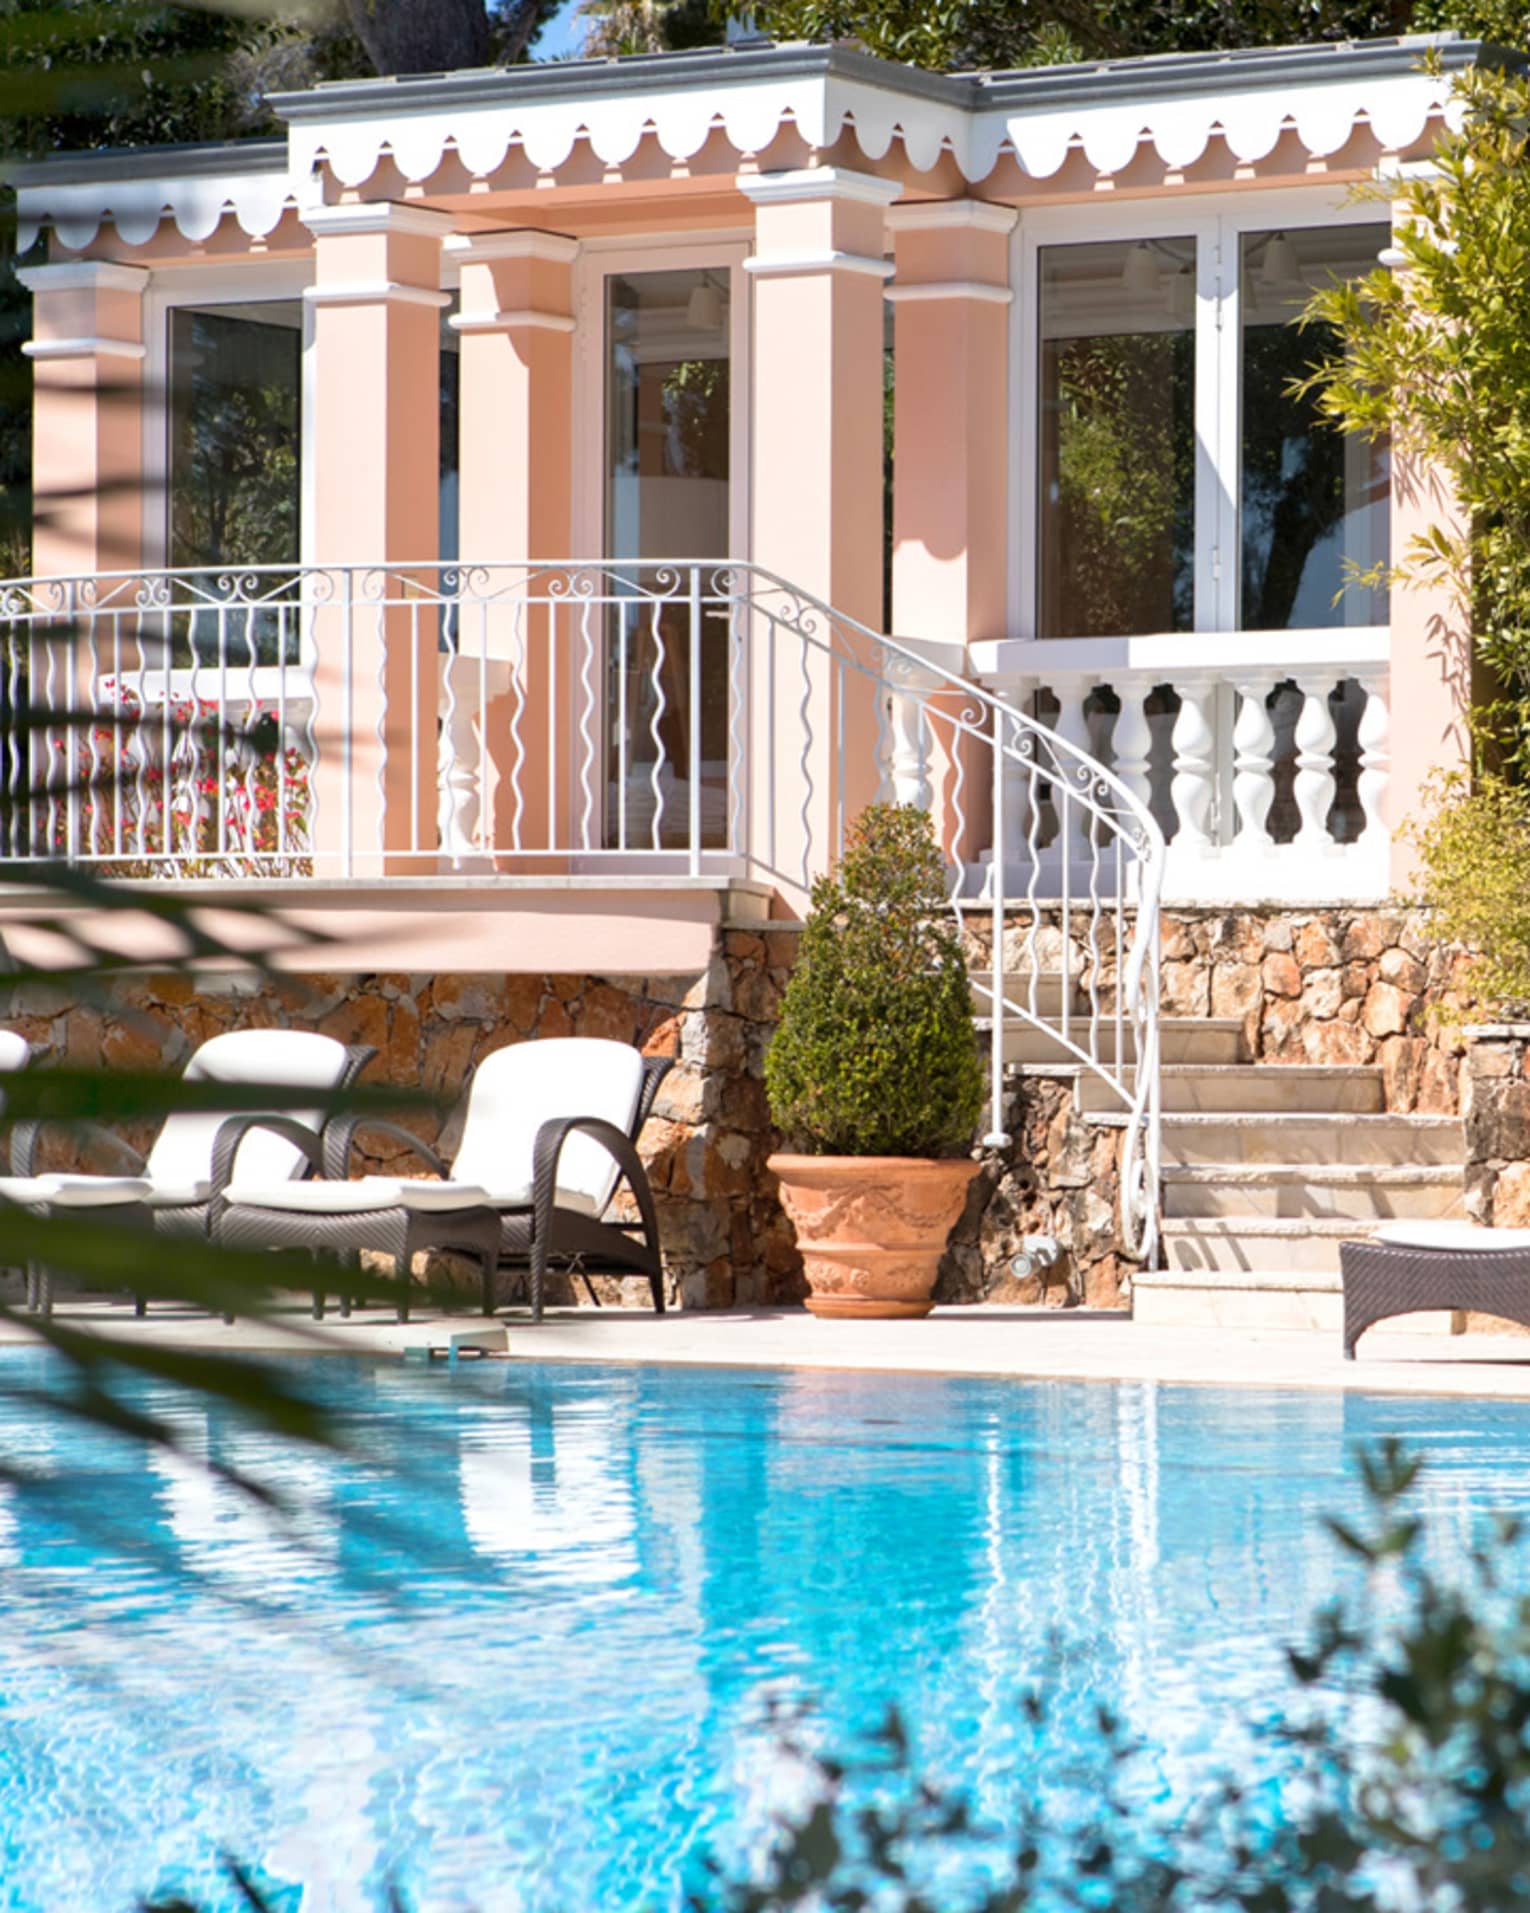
[886,200,1016,646]
[303,201,452,874]
[1378,171,1470,894]
[886,200,1017,874]
[739,166,898,895]
[444,231,578,865]
[18,260,149,580]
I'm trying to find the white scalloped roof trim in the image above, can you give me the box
[17,64,1460,250]
[16,167,303,254]
[289,64,1458,189]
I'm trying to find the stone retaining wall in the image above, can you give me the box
[1461,1024,1530,1228]
[0,901,1479,1314]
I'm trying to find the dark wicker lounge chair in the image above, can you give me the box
[1341,1220,1530,1358]
[0,1030,375,1314]
[217,1038,673,1321]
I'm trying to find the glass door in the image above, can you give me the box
[602,267,732,851]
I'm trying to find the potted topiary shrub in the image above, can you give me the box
[765,803,986,1319]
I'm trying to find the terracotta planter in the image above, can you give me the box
[768,1153,982,1319]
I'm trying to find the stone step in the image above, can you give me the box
[1160,1112,1465,1167]
[1162,1214,1388,1276]
[1162,1161,1467,1222]
[1131,1264,1456,1337]
[1077,1064,1385,1117]
[998,1017,1249,1068]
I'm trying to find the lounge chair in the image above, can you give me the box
[1341,1220,1530,1358]
[217,1037,673,1321]
[0,1029,374,1314]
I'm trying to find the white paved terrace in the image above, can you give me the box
[8,1300,1530,1401]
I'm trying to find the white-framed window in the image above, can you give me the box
[1011,190,1391,640]
[143,259,315,575]
[144,258,465,577]
[572,234,750,852]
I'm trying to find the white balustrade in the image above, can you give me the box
[976,635,1392,907]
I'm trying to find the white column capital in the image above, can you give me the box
[444,229,579,267]
[885,199,1018,236]
[736,166,902,209]
[15,261,149,297]
[303,201,456,241]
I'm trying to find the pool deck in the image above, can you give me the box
[8,1298,1530,1399]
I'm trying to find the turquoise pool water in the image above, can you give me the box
[0,1355,1527,1912]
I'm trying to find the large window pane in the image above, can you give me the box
[169,302,301,573]
[603,268,731,849]
[1039,237,1195,638]
[1239,225,1390,630]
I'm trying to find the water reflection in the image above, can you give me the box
[0,1361,1522,1911]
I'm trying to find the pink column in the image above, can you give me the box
[886,201,1015,646]
[446,230,578,864]
[886,200,1016,868]
[304,201,451,875]
[1380,187,1471,893]
[17,262,148,856]
[19,261,148,580]
[739,166,898,896]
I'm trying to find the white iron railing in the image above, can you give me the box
[0,561,1166,1258]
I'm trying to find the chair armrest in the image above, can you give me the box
[10,1117,146,1179]
[210,1114,326,1197]
[321,1115,449,1183]
[531,1115,660,1258]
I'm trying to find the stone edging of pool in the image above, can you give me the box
[4,1300,1530,1400]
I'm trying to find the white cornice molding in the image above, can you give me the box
[22,337,147,361]
[443,229,580,265]
[15,262,150,296]
[742,250,894,280]
[449,307,575,333]
[303,281,451,308]
[737,166,903,207]
[302,201,456,239]
[884,280,1012,304]
[885,199,1018,234]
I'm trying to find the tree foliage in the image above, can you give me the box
[1299,57,1530,774]
[764,805,985,1158]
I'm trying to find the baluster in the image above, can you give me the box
[889,677,933,811]
[436,659,483,868]
[1169,675,1216,848]
[1293,680,1338,848]
[1356,672,1390,848]
[1230,676,1277,850]
[1110,681,1153,818]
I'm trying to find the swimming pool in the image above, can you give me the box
[0,1355,1526,1912]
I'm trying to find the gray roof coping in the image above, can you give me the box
[5,137,287,191]
[9,33,1525,185]
[267,30,1513,124]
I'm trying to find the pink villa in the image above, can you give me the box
[0,33,1495,1321]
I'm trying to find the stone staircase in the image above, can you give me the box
[976,974,1468,1331]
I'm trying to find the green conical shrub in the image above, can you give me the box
[765,804,985,1158]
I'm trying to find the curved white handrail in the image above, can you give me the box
[0,556,1166,1261]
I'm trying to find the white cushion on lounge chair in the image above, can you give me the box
[0,1173,153,1207]
[1373,1220,1530,1252]
[146,1030,352,1190]
[227,1176,495,1216]
[451,1038,644,1220]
